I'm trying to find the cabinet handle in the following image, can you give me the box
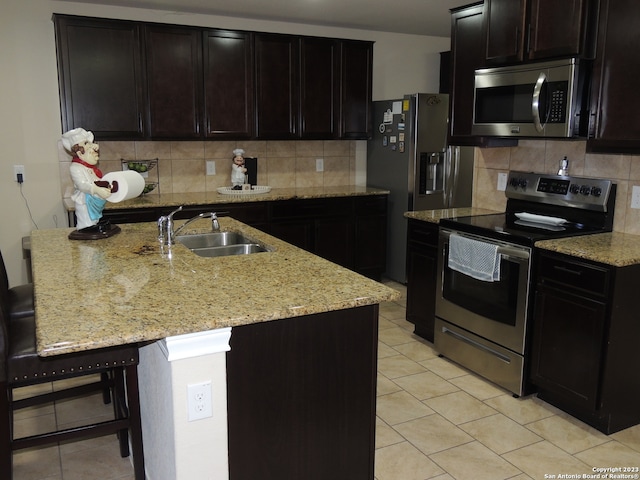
[514,27,520,56]
[553,265,582,276]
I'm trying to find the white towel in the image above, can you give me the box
[448,234,501,282]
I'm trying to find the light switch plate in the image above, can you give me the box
[206,160,216,176]
[316,158,324,172]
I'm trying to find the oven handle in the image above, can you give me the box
[441,326,511,364]
[440,229,531,261]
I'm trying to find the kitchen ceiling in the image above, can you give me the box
[62,0,474,36]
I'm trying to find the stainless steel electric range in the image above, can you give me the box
[434,171,616,397]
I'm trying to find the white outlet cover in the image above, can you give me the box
[497,172,508,191]
[316,158,324,172]
[632,186,640,209]
[206,160,216,176]
[187,381,213,421]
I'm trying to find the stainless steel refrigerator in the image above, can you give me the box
[367,93,474,283]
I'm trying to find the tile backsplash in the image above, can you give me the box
[473,139,640,235]
[58,139,357,197]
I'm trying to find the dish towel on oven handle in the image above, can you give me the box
[448,233,501,282]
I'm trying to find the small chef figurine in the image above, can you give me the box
[62,128,114,230]
[231,148,247,189]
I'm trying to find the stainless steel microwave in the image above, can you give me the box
[472,58,590,138]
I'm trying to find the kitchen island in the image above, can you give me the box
[30,217,399,479]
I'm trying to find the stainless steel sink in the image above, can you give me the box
[188,243,268,257]
[176,231,268,258]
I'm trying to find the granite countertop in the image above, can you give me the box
[404,207,501,224]
[31,217,399,356]
[63,186,390,212]
[536,232,640,267]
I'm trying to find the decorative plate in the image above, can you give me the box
[217,186,272,195]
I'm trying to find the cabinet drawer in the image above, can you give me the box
[271,198,351,219]
[537,254,610,297]
[407,220,439,248]
[354,195,387,215]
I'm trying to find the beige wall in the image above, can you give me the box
[1,0,449,285]
[473,140,640,235]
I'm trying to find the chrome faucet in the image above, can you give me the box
[174,212,220,237]
[158,207,221,246]
[158,206,183,245]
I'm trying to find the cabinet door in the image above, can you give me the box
[483,0,527,63]
[405,220,439,342]
[339,41,373,139]
[203,30,254,139]
[255,34,299,139]
[449,3,485,142]
[528,0,591,60]
[54,15,146,139]
[588,0,640,153]
[315,216,353,269]
[300,37,339,139]
[145,25,203,138]
[530,284,607,411]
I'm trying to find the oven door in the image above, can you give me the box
[435,228,532,354]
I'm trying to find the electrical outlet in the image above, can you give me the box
[187,381,212,421]
[14,165,25,183]
[206,160,216,175]
[632,186,640,209]
[497,172,507,191]
[316,158,324,172]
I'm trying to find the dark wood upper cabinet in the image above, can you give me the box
[300,37,339,139]
[54,15,146,139]
[339,40,373,139]
[484,0,527,63]
[254,34,299,139]
[449,3,485,142]
[145,25,203,138]
[54,16,372,141]
[203,30,254,139]
[483,0,597,64]
[587,0,640,153]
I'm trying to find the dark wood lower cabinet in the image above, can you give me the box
[405,219,439,342]
[226,305,378,480]
[530,251,640,434]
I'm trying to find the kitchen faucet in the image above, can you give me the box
[158,206,220,245]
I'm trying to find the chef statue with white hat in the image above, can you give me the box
[61,127,114,233]
[231,148,247,189]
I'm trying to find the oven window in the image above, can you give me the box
[442,255,520,327]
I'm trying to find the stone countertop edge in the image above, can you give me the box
[404,209,640,267]
[536,232,640,267]
[31,217,400,357]
[404,207,502,223]
[63,186,390,212]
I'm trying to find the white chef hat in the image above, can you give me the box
[61,128,95,152]
[232,148,245,157]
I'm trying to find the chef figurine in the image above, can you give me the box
[62,128,113,230]
[231,148,247,189]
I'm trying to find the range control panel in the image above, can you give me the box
[506,171,614,210]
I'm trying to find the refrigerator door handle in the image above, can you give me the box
[445,146,460,207]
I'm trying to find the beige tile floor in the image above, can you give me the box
[12,279,640,479]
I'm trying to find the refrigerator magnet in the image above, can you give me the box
[382,136,388,146]
[399,142,405,153]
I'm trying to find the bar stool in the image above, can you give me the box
[0,249,34,320]
[0,281,145,478]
